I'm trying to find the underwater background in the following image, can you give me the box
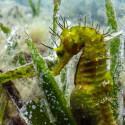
[0,0,125,125]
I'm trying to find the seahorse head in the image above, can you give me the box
[52,26,104,75]
[52,26,85,75]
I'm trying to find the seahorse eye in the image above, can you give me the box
[56,50,64,57]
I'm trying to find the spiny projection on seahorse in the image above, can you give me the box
[47,16,120,125]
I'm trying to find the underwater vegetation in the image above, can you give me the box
[28,0,41,17]
[0,0,125,125]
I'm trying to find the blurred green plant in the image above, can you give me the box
[53,0,61,33]
[27,39,76,125]
[105,0,120,75]
[24,100,54,125]
[0,23,11,34]
[28,0,41,17]
[0,63,35,84]
[0,86,8,125]
[105,0,121,122]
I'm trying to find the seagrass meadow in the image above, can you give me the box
[0,0,125,125]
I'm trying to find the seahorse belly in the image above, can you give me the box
[70,50,117,125]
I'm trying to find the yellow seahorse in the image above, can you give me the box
[51,21,118,125]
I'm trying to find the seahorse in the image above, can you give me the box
[50,19,118,125]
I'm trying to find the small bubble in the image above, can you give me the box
[32,105,36,109]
